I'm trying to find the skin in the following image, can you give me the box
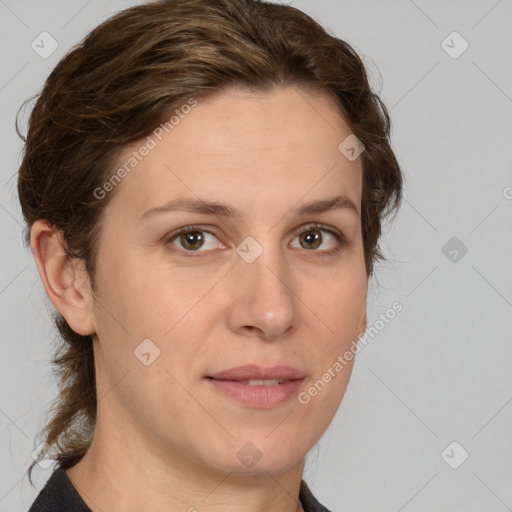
[31,85,368,512]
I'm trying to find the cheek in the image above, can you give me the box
[303,262,366,396]
[310,267,367,335]
[94,254,178,333]
[102,271,216,376]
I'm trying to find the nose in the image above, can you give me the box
[226,240,298,340]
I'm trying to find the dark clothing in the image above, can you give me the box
[28,467,91,512]
[28,466,332,511]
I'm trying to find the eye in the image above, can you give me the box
[165,225,223,255]
[290,223,345,255]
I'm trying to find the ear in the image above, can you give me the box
[30,220,96,336]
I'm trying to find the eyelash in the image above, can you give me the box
[164,223,347,258]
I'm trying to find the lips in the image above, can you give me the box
[205,365,306,408]
[207,364,306,382]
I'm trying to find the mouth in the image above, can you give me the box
[212,378,288,386]
[205,365,306,408]
[205,377,300,385]
[206,364,306,381]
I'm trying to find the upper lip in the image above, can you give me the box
[207,365,305,381]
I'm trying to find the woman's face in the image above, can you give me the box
[87,86,368,476]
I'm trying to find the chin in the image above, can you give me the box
[200,432,309,476]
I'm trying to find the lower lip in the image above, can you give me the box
[206,378,304,408]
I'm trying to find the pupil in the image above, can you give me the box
[183,231,203,250]
[303,230,321,249]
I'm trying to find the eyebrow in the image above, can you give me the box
[139,194,359,221]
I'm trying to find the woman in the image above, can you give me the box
[19,0,403,510]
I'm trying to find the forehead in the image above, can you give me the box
[104,86,363,219]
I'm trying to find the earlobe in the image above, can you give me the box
[30,220,96,336]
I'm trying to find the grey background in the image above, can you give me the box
[1,0,511,510]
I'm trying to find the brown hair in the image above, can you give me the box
[18,0,403,485]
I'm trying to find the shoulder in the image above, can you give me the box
[28,466,91,512]
[299,479,334,512]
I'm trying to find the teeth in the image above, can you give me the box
[242,379,282,386]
